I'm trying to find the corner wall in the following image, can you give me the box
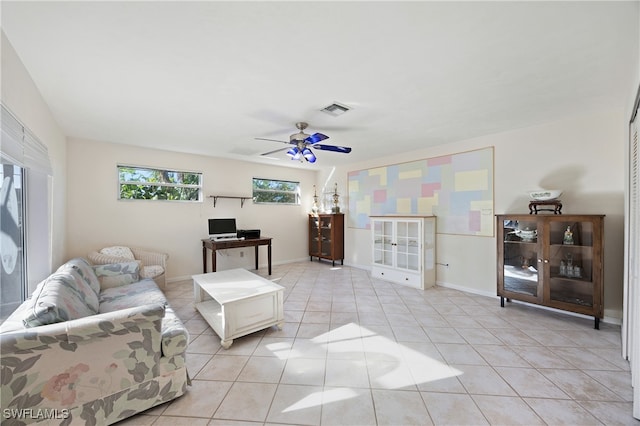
[327,109,626,322]
[1,31,67,281]
[65,138,318,280]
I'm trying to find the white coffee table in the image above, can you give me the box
[192,268,284,349]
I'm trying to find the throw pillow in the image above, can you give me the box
[99,246,135,260]
[93,261,141,290]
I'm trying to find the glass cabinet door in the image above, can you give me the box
[309,217,320,256]
[396,220,421,272]
[501,217,540,298]
[373,220,393,267]
[546,218,596,309]
[320,216,332,256]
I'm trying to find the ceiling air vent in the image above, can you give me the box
[320,102,351,117]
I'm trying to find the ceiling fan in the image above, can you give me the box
[256,122,352,163]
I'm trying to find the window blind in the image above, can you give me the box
[1,104,52,175]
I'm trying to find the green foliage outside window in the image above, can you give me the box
[118,166,202,201]
[252,178,300,204]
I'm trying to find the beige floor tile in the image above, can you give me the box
[435,343,488,365]
[525,397,602,425]
[163,379,232,418]
[320,387,377,426]
[185,353,214,377]
[540,368,624,402]
[266,384,323,425]
[153,416,211,426]
[472,344,532,368]
[252,337,294,358]
[452,364,516,396]
[584,370,634,401]
[391,325,429,342]
[579,400,640,426]
[237,356,286,383]
[281,358,326,385]
[421,392,489,425]
[455,327,502,345]
[213,382,277,422]
[472,394,545,425]
[126,261,635,425]
[372,389,433,425]
[196,354,249,381]
[425,327,466,344]
[367,359,418,391]
[550,346,622,371]
[187,333,222,354]
[512,346,575,369]
[325,358,370,388]
[496,366,569,398]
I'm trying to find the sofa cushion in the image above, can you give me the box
[57,257,101,297]
[22,272,99,327]
[99,279,167,313]
[93,261,142,290]
[100,246,135,259]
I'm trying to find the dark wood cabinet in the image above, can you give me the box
[309,214,344,266]
[497,214,604,329]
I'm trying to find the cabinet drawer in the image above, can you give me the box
[371,266,421,289]
[226,292,283,335]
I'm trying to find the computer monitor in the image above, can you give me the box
[208,218,237,239]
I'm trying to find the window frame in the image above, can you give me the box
[252,177,301,205]
[117,164,203,202]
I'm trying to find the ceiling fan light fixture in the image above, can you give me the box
[302,148,316,163]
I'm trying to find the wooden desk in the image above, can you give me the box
[201,237,272,275]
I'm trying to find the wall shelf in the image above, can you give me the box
[209,195,252,208]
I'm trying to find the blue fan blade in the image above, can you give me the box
[314,144,352,153]
[306,133,329,144]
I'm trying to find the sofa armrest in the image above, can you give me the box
[130,248,168,268]
[1,304,166,414]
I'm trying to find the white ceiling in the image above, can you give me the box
[2,1,637,169]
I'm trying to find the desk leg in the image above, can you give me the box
[211,249,217,273]
[268,242,272,275]
[254,245,259,270]
[202,245,207,273]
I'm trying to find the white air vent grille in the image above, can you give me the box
[320,102,351,116]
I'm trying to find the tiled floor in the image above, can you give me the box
[121,261,638,425]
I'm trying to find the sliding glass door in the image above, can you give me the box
[0,163,25,322]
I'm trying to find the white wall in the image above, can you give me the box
[65,138,317,280]
[1,31,67,284]
[326,109,626,321]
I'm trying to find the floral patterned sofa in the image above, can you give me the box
[0,258,190,425]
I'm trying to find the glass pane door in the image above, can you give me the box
[309,217,320,256]
[1,164,25,322]
[373,220,393,267]
[548,219,595,308]
[320,216,332,256]
[502,218,539,297]
[396,220,420,271]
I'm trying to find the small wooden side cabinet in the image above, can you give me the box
[496,214,604,329]
[309,213,344,266]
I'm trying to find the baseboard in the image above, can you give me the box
[436,280,622,326]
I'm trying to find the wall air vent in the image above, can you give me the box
[320,102,351,117]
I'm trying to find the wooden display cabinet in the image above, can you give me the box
[496,214,604,329]
[309,213,344,266]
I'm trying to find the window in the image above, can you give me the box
[118,165,202,201]
[252,178,300,204]
[1,105,52,322]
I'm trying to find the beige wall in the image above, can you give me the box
[65,138,317,280]
[327,108,626,322]
[1,32,67,284]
